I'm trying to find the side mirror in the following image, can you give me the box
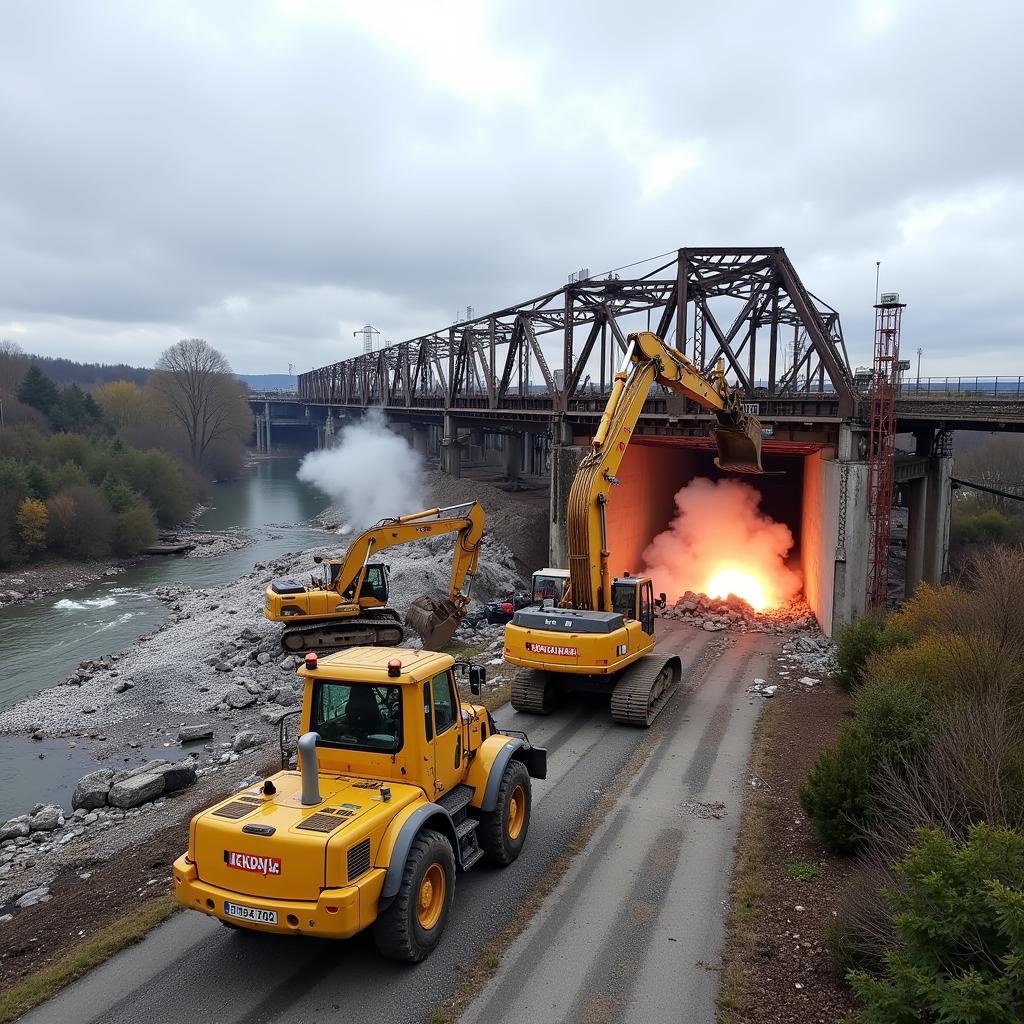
[657,592,667,608]
[313,555,323,564]
[468,666,486,695]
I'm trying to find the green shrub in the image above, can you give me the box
[113,503,157,556]
[801,679,934,855]
[834,613,911,693]
[786,862,823,882]
[846,825,1024,1024]
[852,677,935,763]
[800,731,874,854]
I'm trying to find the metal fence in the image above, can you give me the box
[898,376,1024,398]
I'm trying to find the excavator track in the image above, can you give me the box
[510,669,555,715]
[280,610,404,654]
[610,655,682,727]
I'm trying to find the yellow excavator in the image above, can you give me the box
[264,502,484,653]
[505,330,764,726]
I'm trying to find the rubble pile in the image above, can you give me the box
[776,633,836,684]
[655,590,818,634]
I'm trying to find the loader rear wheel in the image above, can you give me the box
[372,828,455,963]
[478,758,531,866]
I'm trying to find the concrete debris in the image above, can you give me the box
[178,724,214,742]
[656,590,817,634]
[748,681,778,698]
[14,886,51,908]
[108,773,165,809]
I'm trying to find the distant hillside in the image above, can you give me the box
[237,373,297,391]
[26,353,152,388]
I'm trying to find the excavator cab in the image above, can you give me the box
[611,576,655,636]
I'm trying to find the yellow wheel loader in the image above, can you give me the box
[173,646,546,962]
[505,330,764,726]
[264,501,484,653]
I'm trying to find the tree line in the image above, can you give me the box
[0,339,252,567]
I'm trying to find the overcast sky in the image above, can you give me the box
[1,0,1022,377]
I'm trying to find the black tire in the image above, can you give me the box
[372,828,455,963]
[479,759,531,866]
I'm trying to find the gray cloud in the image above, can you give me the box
[1,0,1021,376]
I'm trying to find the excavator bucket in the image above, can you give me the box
[712,418,764,474]
[405,596,462,651]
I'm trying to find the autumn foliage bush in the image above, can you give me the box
[809,549,1024,1020]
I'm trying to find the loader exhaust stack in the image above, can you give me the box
[405,595,462,651]
[297,732,322,805]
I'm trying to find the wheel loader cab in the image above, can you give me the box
[530,569,570,607]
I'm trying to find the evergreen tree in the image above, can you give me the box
[16,365,60,415]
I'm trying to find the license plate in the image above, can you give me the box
[224,901,277,925]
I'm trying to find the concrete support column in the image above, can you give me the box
[505,433,522,481]
[816,422,872,635]
[549,444,587,567]
[922,455,953,585]
[904,477,927,597]
[412,426,429,458]
[440,414,461,478]
[263,402,272,454]
[324,412,335,448]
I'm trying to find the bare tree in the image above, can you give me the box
[955,435,1024,510]
[0,339,29,396]
[150,339,251,468]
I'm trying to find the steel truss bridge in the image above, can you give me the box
[298,247,857,438]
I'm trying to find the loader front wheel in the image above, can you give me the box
[372,829,455,962]
[479,758,531,866]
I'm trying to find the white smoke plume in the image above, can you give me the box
[297,410,425,530]
[642,477,801,611]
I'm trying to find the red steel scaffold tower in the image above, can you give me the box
[866,294,905,608]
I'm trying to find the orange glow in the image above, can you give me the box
[704,567,770,610]
[643,478,802,612]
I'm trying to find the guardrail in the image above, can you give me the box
[898,376,1024,399]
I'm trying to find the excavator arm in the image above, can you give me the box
[566,331,763,614]
[327,502,485,649]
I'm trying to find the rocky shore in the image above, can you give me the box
[0,525,520,920]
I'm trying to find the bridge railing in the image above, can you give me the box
[898,377,1024,399]
[247,389,300,400]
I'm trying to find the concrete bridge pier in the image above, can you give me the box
[504,434,522,481]
[548,442,587,568]
[412,425,430,459]
[923,454,952,584]
[440,414,461,478]
[904,429,952,595]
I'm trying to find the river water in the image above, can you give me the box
[0,458,329,819]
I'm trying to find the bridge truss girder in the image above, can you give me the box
[299,247,855,420]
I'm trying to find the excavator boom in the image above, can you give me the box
[505,331,762,726]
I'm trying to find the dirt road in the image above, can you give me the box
[23,624,773,1024]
